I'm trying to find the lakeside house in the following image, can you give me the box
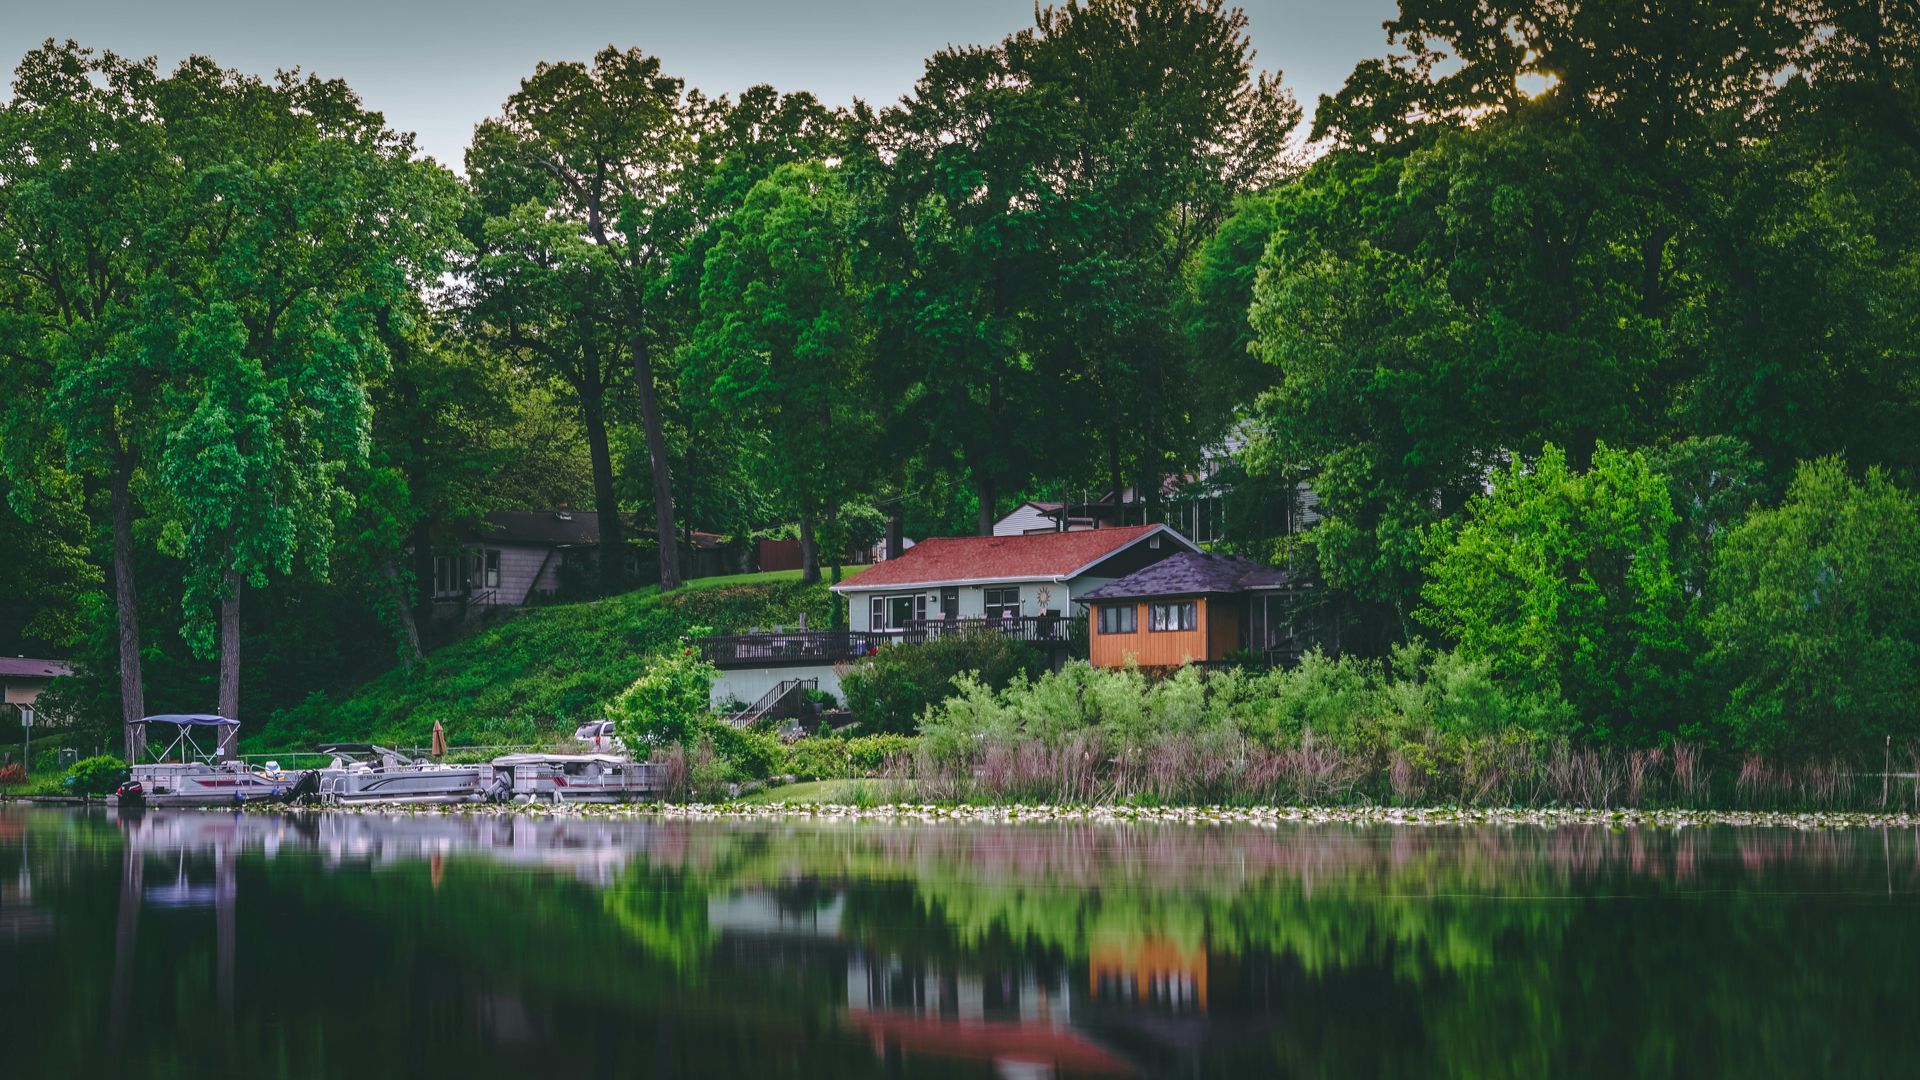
[701,525,1200,708]
[430,510,738,608]
[1079,552,1303,669]
[1,656,71,722]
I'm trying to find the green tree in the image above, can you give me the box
[465,202,631,595]
[472,47,719,591]
[140,57,460,722]
[608,636,718,748]
[686,162,871,584]
[0,43,177,750]
[1705,458,1920,755]
[1421,444,1687,742]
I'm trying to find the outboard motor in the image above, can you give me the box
[484,772,514,803]
[281,770,321,804]
[114,778,145,806]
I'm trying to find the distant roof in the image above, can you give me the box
[832,525,1192,592]
[0,657,71,679]
[1079,552,1293,601]
[471,510,723,550]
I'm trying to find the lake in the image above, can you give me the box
[3,805,1917,1077]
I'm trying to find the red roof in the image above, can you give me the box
[833,525,1179,591]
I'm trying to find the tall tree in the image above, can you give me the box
[473,48,718,590]
[686,162,872,583]
[0,43,177,753]
[141,58,460,722]
[465,202,630,595]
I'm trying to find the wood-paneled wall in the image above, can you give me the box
[1089,596,1237,669]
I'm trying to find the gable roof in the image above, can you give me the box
[831,524,1193,592]
[470,510,724,550]
[1078,552,1292,601]
[0,657,71,680]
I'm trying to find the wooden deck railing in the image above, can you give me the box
[700,615,1081,668]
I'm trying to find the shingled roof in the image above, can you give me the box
[832,525,1191,591]
[1078,552,1292,601]
[0,657,72,679]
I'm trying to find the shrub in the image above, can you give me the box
[1421,443,1689,743]
[0,762,27,787]
[1705,458,1920,756]
[62,754,126,796]
[840,630,1046,734]
[783,734,916,779]
[608,634,718,748]
[702,721,784,779]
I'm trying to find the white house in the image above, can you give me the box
[832,524,1197,632]
[702,524,1199,711]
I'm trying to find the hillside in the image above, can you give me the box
[254,572,831,751]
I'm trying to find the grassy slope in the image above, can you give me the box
[254,571,830,751]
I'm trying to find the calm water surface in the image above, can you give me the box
[3,805,1917,1077]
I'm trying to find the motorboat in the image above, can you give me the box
[483,753,664,804]
[117,715,309,806]
[310,744,489,805]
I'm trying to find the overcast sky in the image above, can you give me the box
[3,0,1398,169]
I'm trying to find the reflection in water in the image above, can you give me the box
[5,806,1920,1077]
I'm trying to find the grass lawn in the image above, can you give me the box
[737,778,910,806]
[254,570,831,751]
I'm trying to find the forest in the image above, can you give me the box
[2,0,1917,762]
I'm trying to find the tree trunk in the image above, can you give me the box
[218,570,241,735]
[384,557,423,671]
[885,506,904,560]
[798,504,821,585]
[1106,437,1126,526]
[109,450,145,762]
[581,395,624,595]
[628,333,682,591]
[827,504,843,586]
[410,521,436,649]
[974,474,997,536]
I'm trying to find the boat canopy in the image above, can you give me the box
[492,753,630,766]
[139,714,238,727]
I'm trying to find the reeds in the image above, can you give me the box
[905,731,1909,811]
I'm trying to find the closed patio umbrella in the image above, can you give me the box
[430,719,446,758]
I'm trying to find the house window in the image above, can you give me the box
[1097,605,1137,634]
[483,549,501,590]
[984,587,1021,621]
[433,555,459,596]
[872,594,928,629]
[1149,601,1196,632]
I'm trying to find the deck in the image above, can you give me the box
[700,616,1080,669]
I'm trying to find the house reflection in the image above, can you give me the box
[706,885,1187,1077]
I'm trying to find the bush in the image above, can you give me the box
[608,635,719,748]
[0,762,26,787]
[1705,458,1920,756]
[840,630,1046,734]
[783,734,916,779]
[62,754,126,796]
[702,720,784,780]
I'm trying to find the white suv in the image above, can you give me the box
[571,720,625,753]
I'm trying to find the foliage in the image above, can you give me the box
[699,721,784,780]
[60,754,126,796]
[840,631,1046,735]
[1421,444,1687,743]
[685,161,871,581]
[1705,459,1920,756]
[782,734,917,780]
[0,762,26,787]
[607,635,718,748]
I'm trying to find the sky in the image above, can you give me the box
[2,0,1399,170]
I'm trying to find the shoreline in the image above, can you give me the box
[12,793,1920,829]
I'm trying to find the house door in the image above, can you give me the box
[940,587,959,620]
